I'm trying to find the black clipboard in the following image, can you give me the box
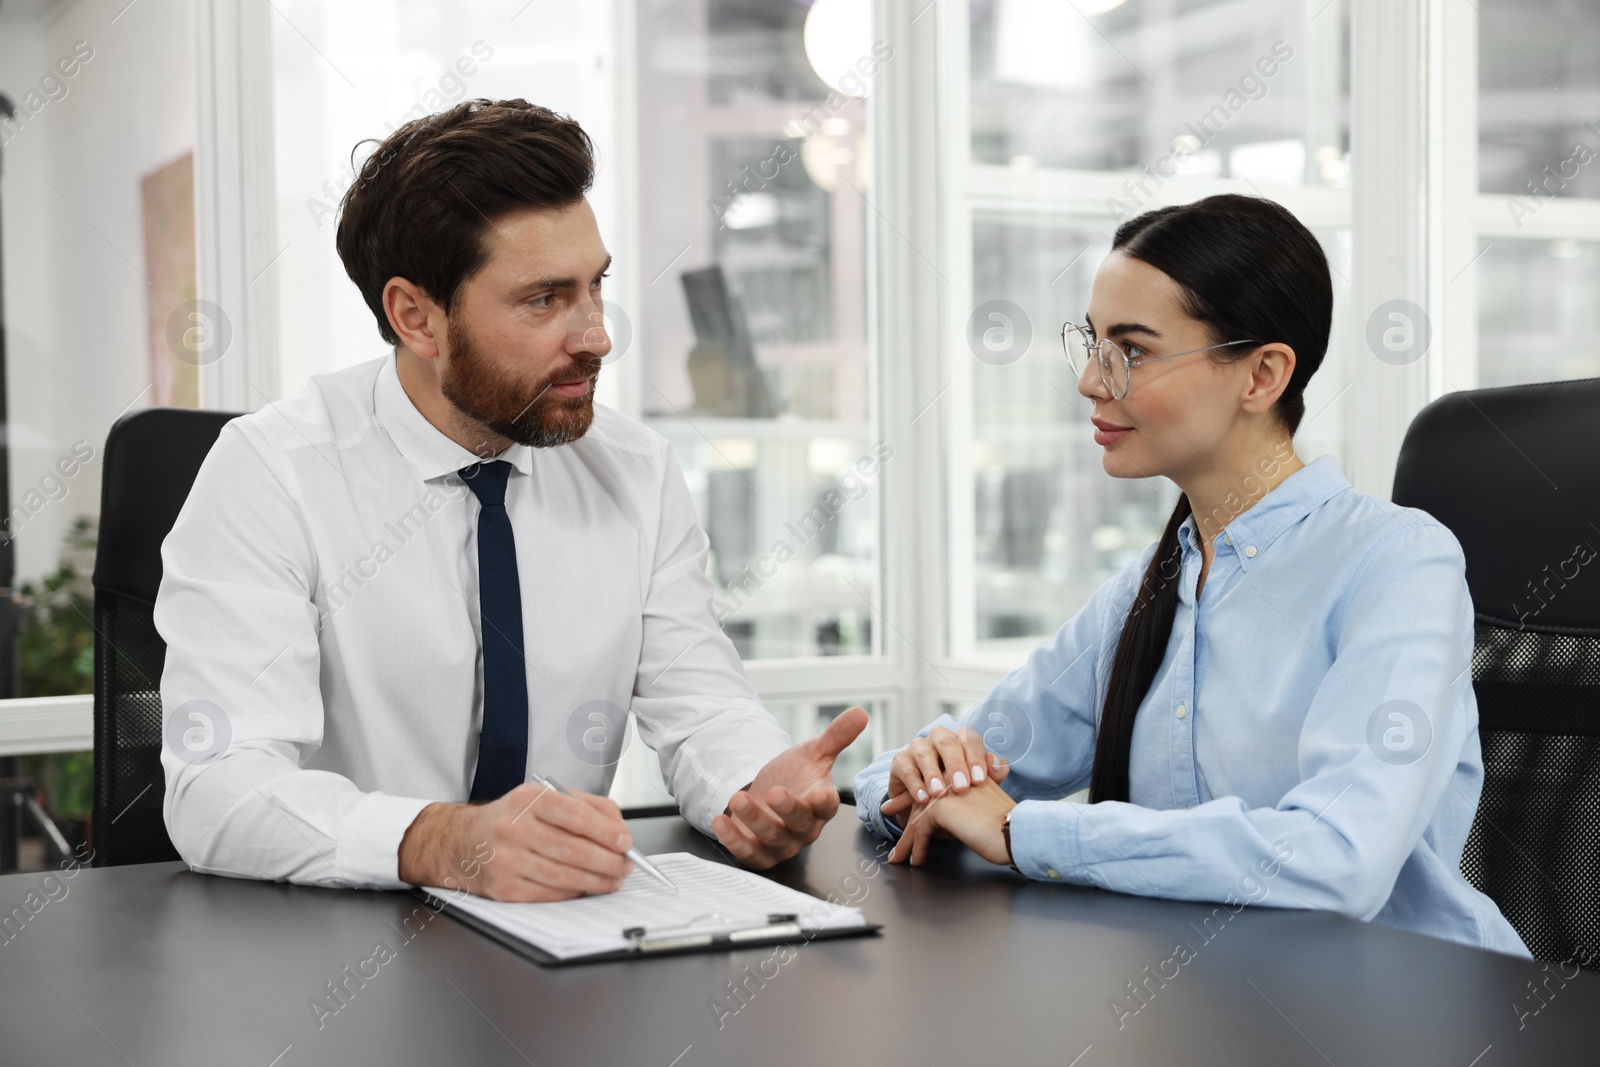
[411,887,883,967]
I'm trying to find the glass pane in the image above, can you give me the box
[969,0,1350,187]
[968,218,1176,658]
[963,214,1350,659]
[1478,237,1600,386]
[637,0,880,659]
[1478,0,1600,199]
[661,428,880,659]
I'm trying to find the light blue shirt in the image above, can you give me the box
[856,454,1530,957]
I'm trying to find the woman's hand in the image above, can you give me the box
[888,776,1017,867]
[880,725,1010,828]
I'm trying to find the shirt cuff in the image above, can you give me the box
[701,746,790,835]
[853,772,904,842]
[338,792,436,889]
[1005,798,1086,884]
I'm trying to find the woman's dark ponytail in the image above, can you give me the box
[1089,494,1191,802]
[1086,194,1332,804]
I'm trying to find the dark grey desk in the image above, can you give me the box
[0,807,1592,1065]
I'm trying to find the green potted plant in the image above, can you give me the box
[15,515,97,852]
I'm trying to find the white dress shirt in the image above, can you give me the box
[156,353,792,890]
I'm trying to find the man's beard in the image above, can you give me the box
[438,316,599,448]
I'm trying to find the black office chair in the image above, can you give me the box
[1392,375,1600,968]
[91,408,241,865]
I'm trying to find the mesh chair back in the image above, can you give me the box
[1392,376,1600,967]
[91,408,240,865]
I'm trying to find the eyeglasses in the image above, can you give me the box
[1061,321,1259,399]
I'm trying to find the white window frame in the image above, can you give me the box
[192,0,279,415]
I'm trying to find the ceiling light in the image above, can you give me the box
[804,0,873,98]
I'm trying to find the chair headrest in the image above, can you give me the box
[92,407,243,606]
[1392,377,1600,636]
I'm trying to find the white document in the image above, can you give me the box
[424,852,868,961]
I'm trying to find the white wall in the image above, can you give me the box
[0,0,194,583]
[2,12,59,584]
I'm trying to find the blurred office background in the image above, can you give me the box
[1,0,1597,868]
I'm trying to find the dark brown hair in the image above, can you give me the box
[1088,194,1332,803]
[334,98,596,345]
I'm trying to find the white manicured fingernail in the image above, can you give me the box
[916,789,929,803]
[972,763,985,782]
[952,771,969,789]
[930,777,944,793]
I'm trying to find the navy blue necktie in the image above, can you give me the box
[460,460,529,801]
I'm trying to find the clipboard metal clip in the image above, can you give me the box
[622,912,802,954]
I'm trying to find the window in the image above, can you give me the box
[11,1,1598,874]
[633,0,883,661]
[1474,0,1600,388]
[1477,237,1600,387]
[1477,1,1600,200]
[969,0,1350,187]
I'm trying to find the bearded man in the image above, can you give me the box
[156,98,867,900]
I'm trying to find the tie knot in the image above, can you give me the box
[459,459,513,507]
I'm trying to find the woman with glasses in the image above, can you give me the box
[854,194,1529,957]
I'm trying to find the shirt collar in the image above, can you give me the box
[374,352,534,482]
[1178,453,1349,572]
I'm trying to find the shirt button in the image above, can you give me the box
[1176,704,1187,719]
[1046,868,1061,880]
[1245,545,1258,557]
[1223,533,1232,545]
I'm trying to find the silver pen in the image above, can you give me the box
[528,772,677,892]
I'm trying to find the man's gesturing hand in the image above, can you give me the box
[711,705,869,869]
[398,781,634,902]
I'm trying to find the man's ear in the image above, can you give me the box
[384,276,445,359]
[1240,343,1296,415]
